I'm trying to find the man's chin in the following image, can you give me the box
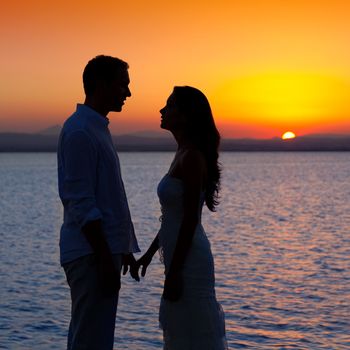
[111,105,123,112]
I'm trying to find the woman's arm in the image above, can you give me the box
[146,234,160,258]
[136,233,160,277]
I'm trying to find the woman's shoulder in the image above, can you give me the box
[179,148,207,183]
[180,148,205,167]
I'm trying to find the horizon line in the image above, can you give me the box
[1,128,350,140]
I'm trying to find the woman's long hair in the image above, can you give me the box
[173,86,221,211]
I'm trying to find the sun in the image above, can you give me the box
[282,131,296,140]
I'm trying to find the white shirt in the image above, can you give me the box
[57,104,140,265]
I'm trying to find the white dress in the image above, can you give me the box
[157,174,228,350]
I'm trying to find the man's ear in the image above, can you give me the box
[93,79,108,97]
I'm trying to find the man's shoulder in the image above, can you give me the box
[61,109,92,136]
[58,110,91,147]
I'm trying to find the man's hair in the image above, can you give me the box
[83,55,129,96]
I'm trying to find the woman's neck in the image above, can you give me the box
[171,130,196,151]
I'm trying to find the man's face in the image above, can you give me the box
[105,69,131,112]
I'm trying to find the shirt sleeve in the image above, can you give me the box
[60,130,102,228]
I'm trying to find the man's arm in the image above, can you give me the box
[62,131,120,294]
[82,219,122,294]
[61,130,102,227]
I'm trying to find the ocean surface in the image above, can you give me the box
[0,152,349,350]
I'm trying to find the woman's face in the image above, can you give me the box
[160,93,187,132]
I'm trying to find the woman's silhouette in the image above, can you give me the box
[136,86,228,349]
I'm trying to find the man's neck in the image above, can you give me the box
[84,98,109,118]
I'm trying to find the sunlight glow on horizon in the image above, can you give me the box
[282,131,296,140]
[214,72,350,127]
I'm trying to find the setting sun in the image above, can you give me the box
[282,131,296,140]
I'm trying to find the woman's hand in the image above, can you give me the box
[136,252,153,277]
[162,270,183,302]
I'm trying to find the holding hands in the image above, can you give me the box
[122,253,140,281]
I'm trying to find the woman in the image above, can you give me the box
[136,86,228,349]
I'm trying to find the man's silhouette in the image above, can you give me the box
[57,55,140,350]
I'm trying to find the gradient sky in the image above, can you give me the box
[1,0,350,138]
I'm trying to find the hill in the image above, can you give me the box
[1,128,350,152]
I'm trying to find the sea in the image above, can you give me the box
[0,152,349,350]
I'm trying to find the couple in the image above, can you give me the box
[57,55,228,350]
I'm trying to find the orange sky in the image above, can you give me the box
[1,0,350,138]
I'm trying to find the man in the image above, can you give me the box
[57,55,140,350]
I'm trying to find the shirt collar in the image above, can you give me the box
[76,104,110,126]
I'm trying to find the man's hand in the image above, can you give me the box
[82,219,120,297]
[162,270,183,302]
[96,254,120,297]
[122,253,140,281]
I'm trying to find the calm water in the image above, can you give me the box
[0,152,349,350]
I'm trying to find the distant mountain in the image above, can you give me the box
[0,132,60,152]
[118,130,168,138]
[301,133,350,139]
[0,129,176,152]
[37,125,62,136]
[113,133,175,151]
[1,127,350,152]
